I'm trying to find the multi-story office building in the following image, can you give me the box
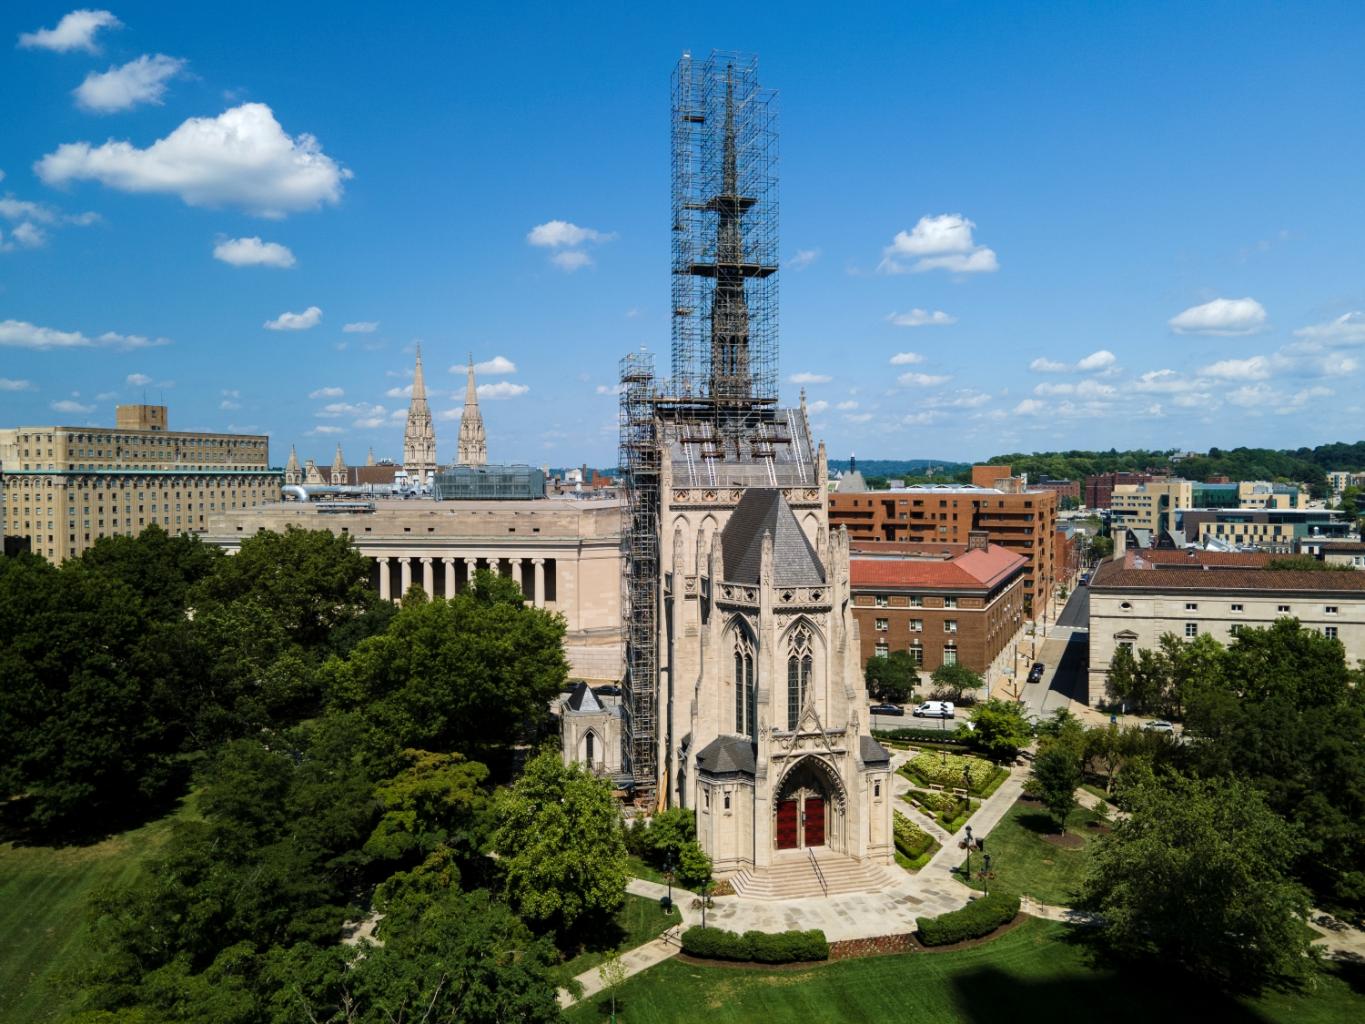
[1088,541,1365,700]
[849,532,1026,677]
[0,404,279,562]
[1108,479,1193,536]
[830,466,1058,614]
[1178,507,1350,553]
[1083,471,1159,510]
[1189,481,1306,510]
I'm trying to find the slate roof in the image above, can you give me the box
[694,735,757,776]
[860,735,892,766]
[721,488,826,586]
[565,681,604,713]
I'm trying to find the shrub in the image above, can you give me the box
[905,751,996,792]
[894,813,934,859]
[877,727,974,747]
[916,891,1020,946]
[680,926,828,963]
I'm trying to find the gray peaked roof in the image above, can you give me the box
[695,735,757,776]
[860,735,892,766]
[565,681,603,713]
[721,488,826,586]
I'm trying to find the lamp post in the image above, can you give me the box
[982,852,992,895]
[665,851,674,911]
[701,879,712,928]
[963,824,974,878]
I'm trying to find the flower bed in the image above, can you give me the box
[893,812,939,871]
[901,751,997,793]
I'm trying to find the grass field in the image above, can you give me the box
[626,854,669,885]
[961,797,1104,905]
[565,917,1365,1024]
[0,796,195,1024]
[552,893,678,988]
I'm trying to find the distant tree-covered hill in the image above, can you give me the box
[826,459,971,479]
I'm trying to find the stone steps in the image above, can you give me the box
[729,854,893,901]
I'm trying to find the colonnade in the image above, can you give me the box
[374,552,551,607]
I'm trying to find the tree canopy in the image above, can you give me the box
[865,650,919,704]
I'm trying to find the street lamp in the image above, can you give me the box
[701,879,712,928]
[665,851,674,911]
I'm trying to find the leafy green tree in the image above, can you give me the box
[1265,555,1353,572]
[1105,644,1169,714]
[1157,631,1225,719]
[676,840,712,890]
[964,699,1033,761]
[929,662,983,702]
[493,750,627,936]
[1031,742,1081,832]
[640,806,696,870]
[324,570,568,762]
[865,650,918,704]
[364,749,490,867]
[1089,534,1114,560]
[1083,723,1152,795]
[1081,773,1314,991]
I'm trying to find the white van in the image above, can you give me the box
[913,700,955,719]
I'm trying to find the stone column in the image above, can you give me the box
[509,557,524,597]
[464,557,478,593]
[533,557,546,607]
[400,556,412,596]
[421,556,434,598]
[442,557,455,597]
[377,556,391,601]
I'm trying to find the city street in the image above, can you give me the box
[1019,586,1092,722]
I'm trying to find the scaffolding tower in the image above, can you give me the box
[618,349,660,803]
[671,51,779,407]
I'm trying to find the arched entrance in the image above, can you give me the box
[774,757,843,852]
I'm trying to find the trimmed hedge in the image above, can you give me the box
[893,812,934,859]
[916,891,1020,946]
[681,926,829,963]
[875,727,973,748]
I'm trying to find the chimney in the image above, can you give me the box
[1113,527,1127,559]
[967,529,989,553]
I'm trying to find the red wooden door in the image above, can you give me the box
[803,797,825,848]
[776,800,799,849]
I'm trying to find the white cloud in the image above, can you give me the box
[74,54,187,112]
[1169,297,1267,336]
[307,425,345,436]
[1226,384,1274,407]
[1029,357,1068,373]
[385,384,413,398]
[923,389,992,409]
[264,306,321,331]
[807,399,830,414]
[0,319,171,350]
[478,382,529,400]
[219,399,240,410]
[845,412,874,424]
[36,103,351,218]
[317,402,385,425]
[1132,369,1200,393]
[0,197,56,223]
[790,372,831,384]
[0,378,34,391]
[19,9,120,52]
[901,411,944,426]
[527,220,613,247]
[787,248,819,270]
[343,321,379,333]
[879,214,998,275]
[1294,312,1365,347]
[1076,349,1116,372]
[1199,355,1271,381]
[836,400,859,411]
[550,249,592,271]
[1,222,47,250]
[595,383,624,396]
[898,372,951,387]
[435,408,463,421]
[125,373,152,386]
[473,355,516,375]
[51,398,94,414]
[1033,379,1117,399]
[309,386,344,399]
[889,352,924,365]
[213,236,296,268]
[887,308,957,327]
[1013,398,1046,415]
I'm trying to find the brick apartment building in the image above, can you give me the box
[829,465,1058,614]
[1032,478,1080,502]
[849,532,1027,675]
[1083,471,1158,509]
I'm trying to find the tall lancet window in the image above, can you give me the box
[787,624,814,730]
[733,631,756,738]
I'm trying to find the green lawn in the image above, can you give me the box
[565,917,1365,1024]
[551,893,678,988]
[0,796,196,1024]
[626,854,669,885]
[960,797,1104,905]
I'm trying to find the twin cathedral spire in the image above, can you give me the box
[400,347,488,476]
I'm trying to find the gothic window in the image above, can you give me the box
[733,630,756,738]
[786,624,814,731]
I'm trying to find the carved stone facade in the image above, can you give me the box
[455,357,488,467]
[402,345,437,478]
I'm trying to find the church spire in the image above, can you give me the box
[456,354,488,467]
[331,442,348,484]
[284,444,301,485]
[402,344,437,478]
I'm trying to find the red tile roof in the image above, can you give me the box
[851,544,1027,591]
[1090,554,1365,593]
[1124,549,1272,567]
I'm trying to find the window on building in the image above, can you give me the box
[1120,601,1132,611]
[875,618,888,632]
[1325,606,1339,615]
[1231,603,1243,612]
[1185,622,1198,638]
[875,595,888,608]
[944,619,958,633]
[909,618,923,633]
[787,625,813,731]
[1230,624,1243,636]
[944,596,958,609]
[943,646,958,666]
[1277,605,1291,613]
[1325,626,1339,640]
[874,640,888,658]
[733,631,756,738]
[1185,602,1198,611]
[724,792,731,810]
[909,595,923,607]
[1118,639,1135,653]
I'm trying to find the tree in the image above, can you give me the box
[324,570,568,762]
[676,840,712,890]
[1105,644,1168,714]
[364,749,490,869]
[964,699,1033,762]
[1031,742,1081,833]
[1089,534,1114,560]
[930,663,983,703]
[597,953,628,1024]
[865,650,918,704]
[493,750,627,936]
[1081,773,1314,991]
[1157,632,1225,719]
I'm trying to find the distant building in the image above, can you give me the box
[848,531,1027,678]
[1190,480,1306,510]
[0,404,278,562]
[1088,539,1365,701]
[1032,478,1080,502]
[1309,541,1365,570]
[1109,480,1193,536]
[1327,470,1365,498]
[1178,507,1350,553]
[1083,471,1159,510]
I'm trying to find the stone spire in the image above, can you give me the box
[330,443,347,485]
[366,446,375,467]
[456,354,488,467]
[403,344,437,477]
[284,444,302,485]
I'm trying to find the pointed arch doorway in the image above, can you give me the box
[774,757,840,851]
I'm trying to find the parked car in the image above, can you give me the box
[869,703,905,717]
[1079,573,1091,586]
[1028,662,1046,683]
[1143,719,1175,733]
[912,700,956,719]
[593,684,622,698]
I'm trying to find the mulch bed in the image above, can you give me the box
[1084,821,1112,834]
[673,953,827,971]
[1043,832,1086,850]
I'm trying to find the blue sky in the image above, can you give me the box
[3,1,1364,468]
